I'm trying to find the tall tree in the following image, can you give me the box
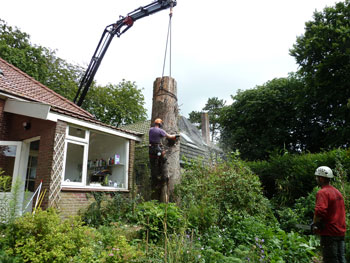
[83,80,147,127]
[289,1,350,151]
[0,19,82,100]
[188,97,225,142]
[220,76,304,160]
[0,19,147,126]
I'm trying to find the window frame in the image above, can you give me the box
[61,125,129,191]
[61,127,89,187]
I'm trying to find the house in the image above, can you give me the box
[123,115,223,198]
[0,57,142,218]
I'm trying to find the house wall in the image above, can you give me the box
[0,99,10,140]
[58,139,136,218]
[0,101,137,217]
[59,192,95,217]
[7,113,57,209]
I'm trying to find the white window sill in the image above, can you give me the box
[61,186,129,192]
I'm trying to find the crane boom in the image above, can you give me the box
[74,0,177,106]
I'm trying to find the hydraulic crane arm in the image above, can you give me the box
[74,0,177,106]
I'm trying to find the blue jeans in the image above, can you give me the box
[320,236,346,263]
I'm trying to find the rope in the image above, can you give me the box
[161,8,173,78]
[157,7,178,101]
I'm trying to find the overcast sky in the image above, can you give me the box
[0,0,338,118]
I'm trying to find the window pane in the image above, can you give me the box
[64,143,84,183]
[25,141,39,192]
[88,132,126,188]
[0,145,17,192]
[68,127,86,139]
[25,156,37,192]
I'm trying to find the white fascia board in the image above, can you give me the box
[47,112,142,142]
[4,99,51,120]
[0,92,27,101]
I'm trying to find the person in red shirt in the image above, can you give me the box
[313,166,346,263]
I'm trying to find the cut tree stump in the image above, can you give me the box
[150,76,180,202]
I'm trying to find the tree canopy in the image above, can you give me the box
[220,76,305,160]
[0,19,147,126]
[220,1,350,160]
[289,1,350,151]
[83,81,147,127]
[188,97,225,142]
[0,19,82,100]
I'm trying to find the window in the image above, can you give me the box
[64,142,85,184]
[62,126,128,190]
[68,126,86,139]
[25,140,39,192]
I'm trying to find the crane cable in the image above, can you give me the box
[158,6,177,101]
[162,7,172,78]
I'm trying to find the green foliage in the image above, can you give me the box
[220,1,350,160]
[0,19,82,100]
[247,148,350,205]
[276,188,317,233]
[2,208,143,263]
[176,157,273,232]
[0,178,23,224]
[219,76,305,160]
[289,1,350,152]
[133,200,184,243]
[0,168,11,191]
[188,97,225,142]
[196,212,318,262]
[82,80,147,127]
[0,19,147,127]
[0,250,23,263]
[81,192,139,227]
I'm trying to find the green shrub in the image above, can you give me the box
[81,192,140,227]
[0,178,23,224]
[5,209,98,262]
[0,249,24,263]
[247,149,350,205]
[176,158,274,232]
[276,187,317,233]
[0,169,12,191]
[3,208,144,263]
[133,200,184,243]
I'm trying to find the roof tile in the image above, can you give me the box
[0,57,141,137]
[0,57,93,118]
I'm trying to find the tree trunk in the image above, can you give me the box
[150,76,180,202]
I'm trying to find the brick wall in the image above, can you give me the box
[59,192,95,217]
[7,114,57,209]
[0,99,10,140]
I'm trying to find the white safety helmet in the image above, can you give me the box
[315,166,334,179]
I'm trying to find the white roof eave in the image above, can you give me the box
[4,98,141,142]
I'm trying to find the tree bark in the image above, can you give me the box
[150,76,180,202]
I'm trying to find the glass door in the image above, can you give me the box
[23,140,39,213]
[0,141,23,221]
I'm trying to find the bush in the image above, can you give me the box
[133,200,185,243]
[176,157,274,232]
[247,149,350,205]
[2,208,144,263]
[81,192,140,227]
[276,188,317,233]
[0,170,12,191]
